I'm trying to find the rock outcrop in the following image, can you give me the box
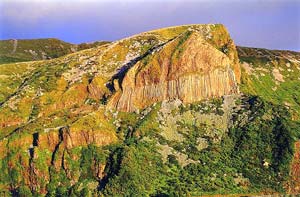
[288,140,300,194]
[109,30,240,112]
[2,24,298,196]
[0,111,117,194]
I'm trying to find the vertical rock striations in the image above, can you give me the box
[109,30,240,112]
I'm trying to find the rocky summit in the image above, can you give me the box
[109,29,240,112]
[0,24,299,196]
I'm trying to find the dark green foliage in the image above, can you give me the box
[98,96,297,196]
[45,144,109,196]
[228,96,296,192]
[79,144,107,180]
[168,154,179,166]
[0,56,29,64]
[239,56,270,66]
[1,95,297,196]
[102,142,166,196]
[0,38,73,64]
[1,26,299,197]
[77,41,110,51]
[172,97,295,195]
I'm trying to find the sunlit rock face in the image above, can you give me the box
[109,31,240,112]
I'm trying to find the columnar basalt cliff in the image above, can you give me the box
[109,30,240,112]
[0,24,299,196]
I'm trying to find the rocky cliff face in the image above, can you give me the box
[0,24,299,196]
[108,28,240,112]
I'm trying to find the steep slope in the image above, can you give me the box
[238,46,300,119]
[237,46,300,194]
[0,38,109,64]
[109,30,239,111]
[0,25,299,196]
[0,24,238,143]
[288,140,300,194]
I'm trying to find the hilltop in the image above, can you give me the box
[0,38,109,64]
[0,24,299,196]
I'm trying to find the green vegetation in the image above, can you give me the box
[0,38,109,64]
[0,88,296,194]
[238,46,300,119]
[0,38,74,64]
[97,96,297,196]
[0,25,299,196]
[103,142,166,196]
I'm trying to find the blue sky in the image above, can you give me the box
[0,0,299,51]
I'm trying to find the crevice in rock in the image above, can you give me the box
[32,132,39,146]
[45,126,70,196]
[61,150,67,176]
[29,132,39,192]
[98,147,124,191]
[50,127,66,165]
[106,38,176,93]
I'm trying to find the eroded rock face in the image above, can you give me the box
[288,140,300,194]
[39,126,116,150]
[109,31,239,112]
[0,125,117,193]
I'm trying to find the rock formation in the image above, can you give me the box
[109,30,240,112]
[0,24,298,196]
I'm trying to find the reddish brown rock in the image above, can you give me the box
[109,31,240,112]
[288,140,300,194]
[88,76,110,100]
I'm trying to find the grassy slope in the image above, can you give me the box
[0,25,299,196]
[238,46,300,121]
[237,46,300,194]
[0,38,109,64]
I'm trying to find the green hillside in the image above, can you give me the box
[0,25,299,196]
[238,46,300,120]
[0,38,109,64]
